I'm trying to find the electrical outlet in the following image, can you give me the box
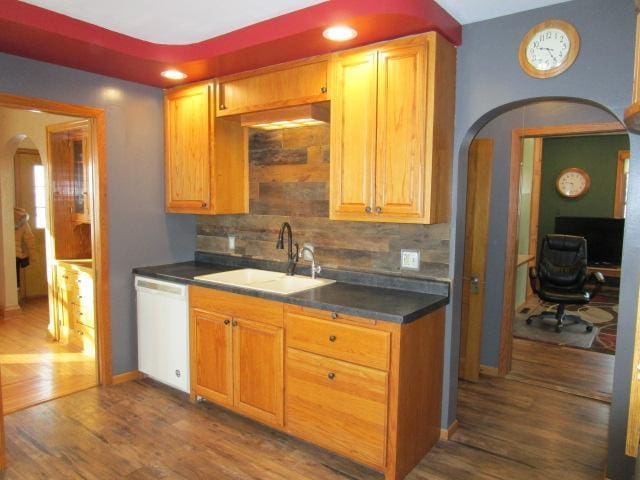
[401,249,420,270]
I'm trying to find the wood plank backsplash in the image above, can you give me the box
[196,125,450,280]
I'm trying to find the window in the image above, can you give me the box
[33,165,46,229]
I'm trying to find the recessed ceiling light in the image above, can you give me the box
[322,25,358,42]
[28,109,42,113]
[161,69,187,80]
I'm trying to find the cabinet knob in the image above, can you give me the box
[232,320,238,327]
[375,206,382,214]
[224,319,230,325]
[331,312,338,320]
[175,369,181,378]
[321,86,328,94]
[328,372,335,380]
[364,206,372,213]
[201,201,208,208]
[219,104,226,110]
[329,335,337,342]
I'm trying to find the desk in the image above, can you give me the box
[588,266,621,278]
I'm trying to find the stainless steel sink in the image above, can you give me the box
[194,268,334,295]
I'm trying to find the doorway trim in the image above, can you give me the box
[498,121,626,375]
[0,92,112,385]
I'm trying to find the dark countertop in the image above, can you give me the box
[133,259,449,324]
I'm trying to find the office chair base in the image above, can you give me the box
[526,310,593,333]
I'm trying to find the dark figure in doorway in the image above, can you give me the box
[15,207,35,288]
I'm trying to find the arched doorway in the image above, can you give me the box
[454,97,629,477]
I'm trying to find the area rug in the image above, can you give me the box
[514,287,618,354]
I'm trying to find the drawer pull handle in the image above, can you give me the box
[328,372,335,380]
[175,370,181,378]
[224,319,230,325]
[331,312,338,320]
[329,335,337,342]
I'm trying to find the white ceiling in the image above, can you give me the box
[19,0,327,44]
[20,0,575,45]
[434,0,574,25]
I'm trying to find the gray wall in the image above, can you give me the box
[476,101,621,367]
[451,0,639,478]
[0,53,196,374]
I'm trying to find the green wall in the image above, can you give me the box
[538,134,629,251]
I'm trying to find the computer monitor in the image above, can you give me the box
[554,216,624,266]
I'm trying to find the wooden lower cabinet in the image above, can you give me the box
[286,347,388,467]
[189,286,284,427]
[192,308,233,407]
[188,286,445,480]
[54,261,95,353]
[233,317,283,425]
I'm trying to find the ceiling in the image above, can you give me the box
[20,0,328,45]
[434,0,574,25]
[0,0,574,88]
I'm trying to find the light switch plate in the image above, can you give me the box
[401,249,420,270]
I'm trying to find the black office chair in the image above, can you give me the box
[527,234,605,333]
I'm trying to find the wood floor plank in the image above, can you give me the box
[0,297,98,414]
[1,338,608,479]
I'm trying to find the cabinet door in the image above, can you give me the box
[374,42,428,220]
[217,59,328,117]
[70,130,91,224]
[233,318,283,426]
[54,266,73,344]
[329,50,378,220]
[192,309,233,407]
[165,83,213,213]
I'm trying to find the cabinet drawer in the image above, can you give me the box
[286,312,390,370]
[190,286,283,327]
[216,59,328,116]
[286,348,388,468]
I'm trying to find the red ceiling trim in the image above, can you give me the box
[0,0,461,86]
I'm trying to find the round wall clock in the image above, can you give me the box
[556,167,591,198]
[518,19,580,78]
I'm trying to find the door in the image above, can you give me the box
[375,42,427,220]
[165,83,212,213]
[233,318,283,426]
[626,285,640,456]
[459,139,493,381]
[192,309,233,406]
[330,49,378,220]
[0,367,5,471]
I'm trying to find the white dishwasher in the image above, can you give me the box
[135,276,190,393]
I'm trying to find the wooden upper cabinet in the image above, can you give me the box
[329,50,378,218]
[329,32,456,224]
[375,43,427,219]
[216,58,328,117]
[165,82,213,212]
[165,82,247,215]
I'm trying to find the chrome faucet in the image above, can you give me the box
[299,246,322,279]
[276,222,299,276]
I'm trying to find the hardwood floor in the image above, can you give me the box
[0,297,97,414]
[509,337,614,402]
[1,353,609,479]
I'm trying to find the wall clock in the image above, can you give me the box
[518,19,580,78]
[556,167,591,198]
